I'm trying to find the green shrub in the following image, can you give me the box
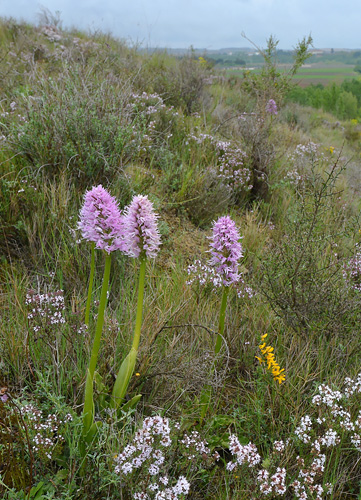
[11,71,136,187]
[260,158,360,339]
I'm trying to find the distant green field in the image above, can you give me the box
[225,64,359,87]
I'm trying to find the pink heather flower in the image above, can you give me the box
[123,195,161,259]
[266,99,278,115]
[209,216,243,286]
[78,185,126,254]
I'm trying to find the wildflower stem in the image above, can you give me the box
[85,242,95,327]
[215,286,229,354]
[132,257,147,352]
[88,253,111,380]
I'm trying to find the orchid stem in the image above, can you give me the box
[132,257,147,352]
[215,286,229,355]
[88,253,111,381]
[85,242,95,327]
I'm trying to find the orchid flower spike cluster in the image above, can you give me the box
[78,186,160,259]
[123,194,161,259]
[187,215,253,298]
[266,98,278,115]
[209,215,244,287]
[78,185,127,254]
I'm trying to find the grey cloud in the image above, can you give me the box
[0,0,361,48]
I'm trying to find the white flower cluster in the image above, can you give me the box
[225,372,361,498]
[180,430,210,459]
[114,416,220,499]
[114,416,194,499]
[344,373,361,397]
[294,415,313,443]
[226,435,261,471]
[285,168,303,186]
[186,260,254,299]
[187,133,215,145]
[186,260,223,288]
[273,440,285,453]
[286,141,325,188]
[41,25,62,42]
[312,384,343,408]
[309,374,361,454]
[128,92,179,118]
[20,404,72,460]
[216,141,252,191]
[257,467,287,496]
[290,455,332,500]
[187,133,252,191]
[26,288,66,332]
[125,92,179,156]
[291,373,361,498]
[343,246,361,292]
[290,142,320,161]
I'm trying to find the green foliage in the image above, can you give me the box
[288,78,361,119]
[11,74,135,187]
[241,34,313,108]
[261,158,360,339]
[0,402,30,492]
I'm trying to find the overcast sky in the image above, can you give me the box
[1,0,361,50]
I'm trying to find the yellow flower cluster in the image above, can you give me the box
[198,56,208,67]
[256,334,285,384]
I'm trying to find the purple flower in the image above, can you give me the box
[78,185,126,253]
[209,216,243,286]
[123,195,161,259]
[266,99,278,115]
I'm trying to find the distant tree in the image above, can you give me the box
[234,57,246,66]
[322,82,340,113]
[336,90,358,119]
[341,78,361,106]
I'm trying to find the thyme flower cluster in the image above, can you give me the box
[226,371,361,498]
[26,289,65,333]
[286,141,324,187]
[20,403,72,461]
[343,246,361,292]
[187,133,252,191]
[114,415,221,499]
[125,92,179,156]
[114,416,191,499]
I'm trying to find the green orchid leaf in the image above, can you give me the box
[110,347,137,409]
[121,394,142,413]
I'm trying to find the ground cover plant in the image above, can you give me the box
[1,16,361,499]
